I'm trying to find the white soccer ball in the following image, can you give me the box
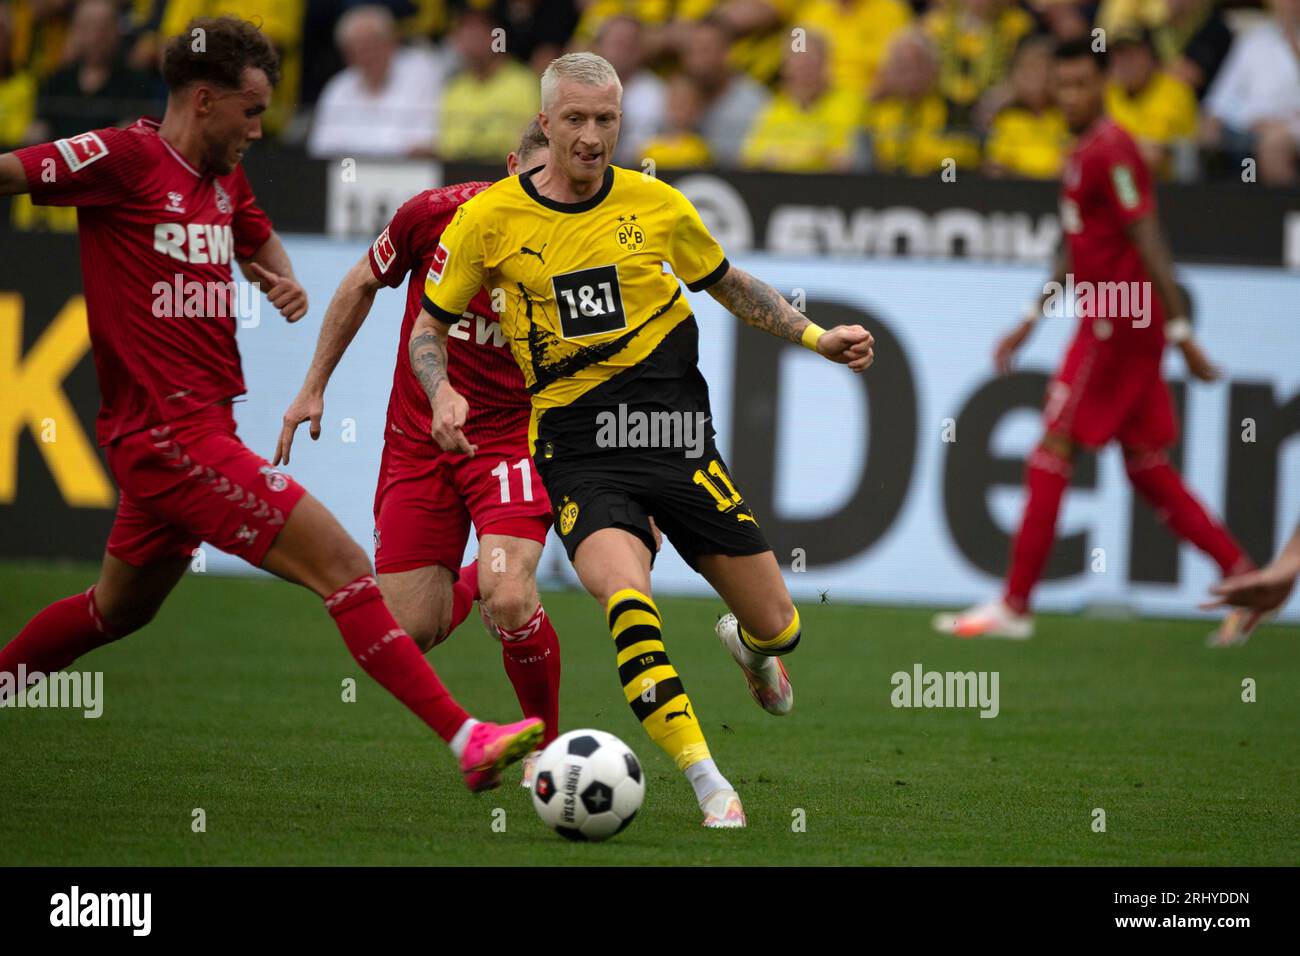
[531,729,645,841]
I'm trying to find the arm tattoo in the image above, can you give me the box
[410,329,449,401]
[707,267,808,344]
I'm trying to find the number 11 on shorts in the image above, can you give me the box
[491,459,534,503]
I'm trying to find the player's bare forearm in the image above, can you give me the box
[409,308,452,402]
[300,256,380,394]
[0,153,30,196]
[1033,242,1071,318]
[706,266,810,344]
[1127,214,1188,320]
[242,231,297,282]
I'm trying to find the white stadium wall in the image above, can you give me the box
[211,237,1300,621]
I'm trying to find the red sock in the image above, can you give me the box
[0,588,116,699]
[447,560,479,635]
[1126,450,1249,575]
[327,575,470,742]
[1004,447,1073,615]
[496,604,560,746]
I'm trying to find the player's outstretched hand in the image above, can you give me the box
[247,262,309,322]
[1202,557,1300,626]
[431,382,477,457]
[995,318,1036,374]
[1180,339,1221,382]
[273,388,323,466]
[817,324,874,372]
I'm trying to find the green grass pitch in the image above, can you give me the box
[1,560,1296,866]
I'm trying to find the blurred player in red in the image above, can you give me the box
[934,38,1254,646]
[276,122,561,786]
[0,17,540,787]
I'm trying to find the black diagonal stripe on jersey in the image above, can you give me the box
[527,286,681,395]
[535,316,713,457]
[608,595,662,632]
[618,649,672,687]
[631,676,686,722]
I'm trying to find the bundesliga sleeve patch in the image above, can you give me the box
[428,242,449,285]
[372,227,397,274]
[54,131,109,172]
[1111,164,1140,210]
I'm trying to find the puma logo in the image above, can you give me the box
[520,242,547,264]
[665,702,692,723]
[737,513,758,525]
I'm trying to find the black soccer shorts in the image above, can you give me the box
[537,443,771,571]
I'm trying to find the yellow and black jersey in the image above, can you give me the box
[422,164,730,458]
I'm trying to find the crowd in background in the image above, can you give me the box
[2,0,1298,183]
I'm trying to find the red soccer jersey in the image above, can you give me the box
[1059,117,1164,352]
[16,120,273,445]
[367,183,530,448]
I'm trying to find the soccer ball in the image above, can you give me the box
[531,729,645,841]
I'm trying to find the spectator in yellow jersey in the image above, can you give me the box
[1097,0,1233,96]
[437,8,540,161]
[866,29,980,175]
[640,73,714,169]
[741,32,865,172]
[1105,28,1197,177]
[984,36,1069,178]
[792,0,913,95]
[0,4,36,148]
[924,0,1033,124]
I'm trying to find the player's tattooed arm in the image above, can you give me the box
[706,266,809,344]
[410,308,477,455]
[0,153,30,195]
[410,309,451,398]
[707,266,874,371]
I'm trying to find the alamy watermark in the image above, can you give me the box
[595,404,709,459]
[891,663,999,718]
[1042,274,1152,330]
[151,273,261,328]
[0,667,103,718]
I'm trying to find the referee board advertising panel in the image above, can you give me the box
[6,232,1294,621]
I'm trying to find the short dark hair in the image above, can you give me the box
[1054,36,1106,70]
[162,16,281,92]
[516,119,548,165]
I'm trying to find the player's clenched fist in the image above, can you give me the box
[247,262,309,322]
[817,324,874,372]
[431,382,477,456]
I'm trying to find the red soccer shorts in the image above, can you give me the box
[372,434,553,575]
[1043,333,1177,450]
[104,403,307,568]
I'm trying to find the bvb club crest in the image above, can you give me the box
[614,215,644,252]
[559,498,579,536]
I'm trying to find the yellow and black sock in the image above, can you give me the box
[738,607,802,657]
[605,588,710,771]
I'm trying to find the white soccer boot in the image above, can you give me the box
[700,788,747,829]
[932,599,1034,640]
[715,613,794,715]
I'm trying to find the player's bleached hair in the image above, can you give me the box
[540,53,623,112]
